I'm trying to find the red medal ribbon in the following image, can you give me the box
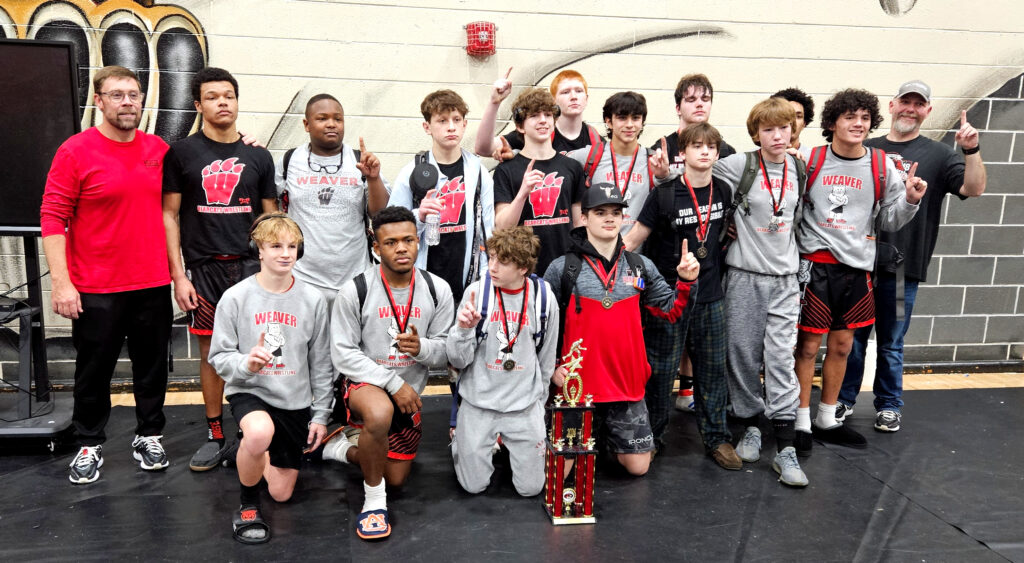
[682,173,714,243]
[757,153,788,217]
[609,146,640,197]
[583,248,624,295]
[494,280,530,351]
[381,268,416,333]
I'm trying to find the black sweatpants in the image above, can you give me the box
[72,285,172,446]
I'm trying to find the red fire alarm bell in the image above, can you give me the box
[465,21,496,56]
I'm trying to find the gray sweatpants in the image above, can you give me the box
[724,268,800,421]
[452,400,546,496]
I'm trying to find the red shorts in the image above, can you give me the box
[344,381,422,461]
[798,261,874,334]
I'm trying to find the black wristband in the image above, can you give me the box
[962,145,980,155]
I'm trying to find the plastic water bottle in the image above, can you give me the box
[425,212,440,246]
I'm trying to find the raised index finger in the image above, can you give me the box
[961,110,968,128]
[526,159,535,173]
[908,161,919,179]
[359,136,367,154]
[504,66,513,79]
[681,238,689,256]
[258,332,265,348]
[661,136,668,154]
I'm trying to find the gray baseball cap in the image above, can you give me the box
[896,80,931,102]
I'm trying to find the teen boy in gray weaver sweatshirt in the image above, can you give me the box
[208,213,334,544]
[447,226,561,496]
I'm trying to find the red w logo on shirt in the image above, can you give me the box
[201,157,246,205]
[438,175,466,225]
[528,172,563,218]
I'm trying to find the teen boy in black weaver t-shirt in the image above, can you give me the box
[492,88,586,276]
[163,67,278,473]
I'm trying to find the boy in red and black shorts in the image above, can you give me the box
[322,207,454,540]
[163,67,278,471]
[793,89,926,453]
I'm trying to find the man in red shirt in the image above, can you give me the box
[41,66,173,485]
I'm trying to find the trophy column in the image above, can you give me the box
[543,339,596,525]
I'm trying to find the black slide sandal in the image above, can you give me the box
[232,505,270,544]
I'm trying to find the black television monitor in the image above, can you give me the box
[0,39,81,233]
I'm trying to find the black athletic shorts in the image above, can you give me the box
[798,260,874,334]
[229,393,311,470]
[185,256,259,335]
[344,381,422,461]
[594,400,655,454]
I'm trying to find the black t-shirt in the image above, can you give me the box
[864,135,966,282]
[163,131,277,267]
[504,122,601,154]
[637,176,728,303]
[653,132,736,176]
[428,157,469,301]
[493,153,586,275]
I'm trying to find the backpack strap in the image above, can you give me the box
[282,147,296,183]
[475,275,493,343]
[583,142,605,187]
[586,124,601,147]
[279,147,297,212]
[646,147,656,190]
[736,150,761,217]
[653,181,682,256]
[353,272,368,313]
[804,145,828,209]
[418,268,438,308]
[529,274,549,354]
[560,252,584,313]
[622,250,648,305]
[411,151,432,209]
[870,147,887,204]
[718,151,760,245]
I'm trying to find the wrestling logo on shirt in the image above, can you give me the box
[438,176,467,232]
[198,157,251,214]
[526,172,569,225]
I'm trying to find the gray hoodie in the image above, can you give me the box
[209,275,335,424]
[797,146,918,270]
[331,265,454,395]
[446,277,560,413]
[714,152,803,275]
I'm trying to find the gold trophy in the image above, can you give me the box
[544,339,596,524]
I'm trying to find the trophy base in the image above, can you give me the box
[544,505,595,525]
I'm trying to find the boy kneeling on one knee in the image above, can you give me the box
[209,213,334,544]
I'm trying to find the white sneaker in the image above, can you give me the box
[674,388,694,412]
[772,447,809,487]
[735,427,762,463]
[322,430,353,464]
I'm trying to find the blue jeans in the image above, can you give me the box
[840,275,919,412]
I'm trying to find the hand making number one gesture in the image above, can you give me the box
[355,137,381,180]
[676,238,701,281]
[904,161,928,204]
[648,136,672,179]
[955,109,979,152]
[246,332,273,374]
[518,158,544,197]
[457,290,482,329]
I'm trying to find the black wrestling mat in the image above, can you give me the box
[1,388,1021,562]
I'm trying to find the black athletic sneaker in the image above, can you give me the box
[794,430,813,458]
[132,435,169,470]
[813,423,868,449]
[874,410,901,432]
[69,445,103,484]
[835,403,853,422]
